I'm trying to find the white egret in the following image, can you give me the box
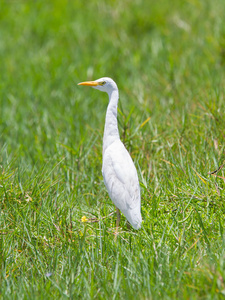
[78,77,142,230]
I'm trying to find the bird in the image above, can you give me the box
[78,77,142,230]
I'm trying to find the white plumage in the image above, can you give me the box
[78,77,142,230]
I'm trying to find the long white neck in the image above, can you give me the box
[103,89,120,153]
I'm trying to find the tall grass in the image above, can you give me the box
[1,0,225,299]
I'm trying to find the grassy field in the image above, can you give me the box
[1,0,225,299]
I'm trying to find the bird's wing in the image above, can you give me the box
[102,140,140,212]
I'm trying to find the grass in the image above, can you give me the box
[1,0,225,298]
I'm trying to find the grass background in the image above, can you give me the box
[1,0,225,298]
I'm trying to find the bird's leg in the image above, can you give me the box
[115,207,121,236]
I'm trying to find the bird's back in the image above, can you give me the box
[102,139,142,229]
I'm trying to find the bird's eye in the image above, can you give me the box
[99,81,106,86]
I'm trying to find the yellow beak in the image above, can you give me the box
[78,81,99,86]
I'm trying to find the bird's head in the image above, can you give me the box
[78,77,118,95]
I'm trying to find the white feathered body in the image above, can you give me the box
[102,139,142,229]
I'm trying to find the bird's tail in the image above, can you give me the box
[125,208,142,230]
